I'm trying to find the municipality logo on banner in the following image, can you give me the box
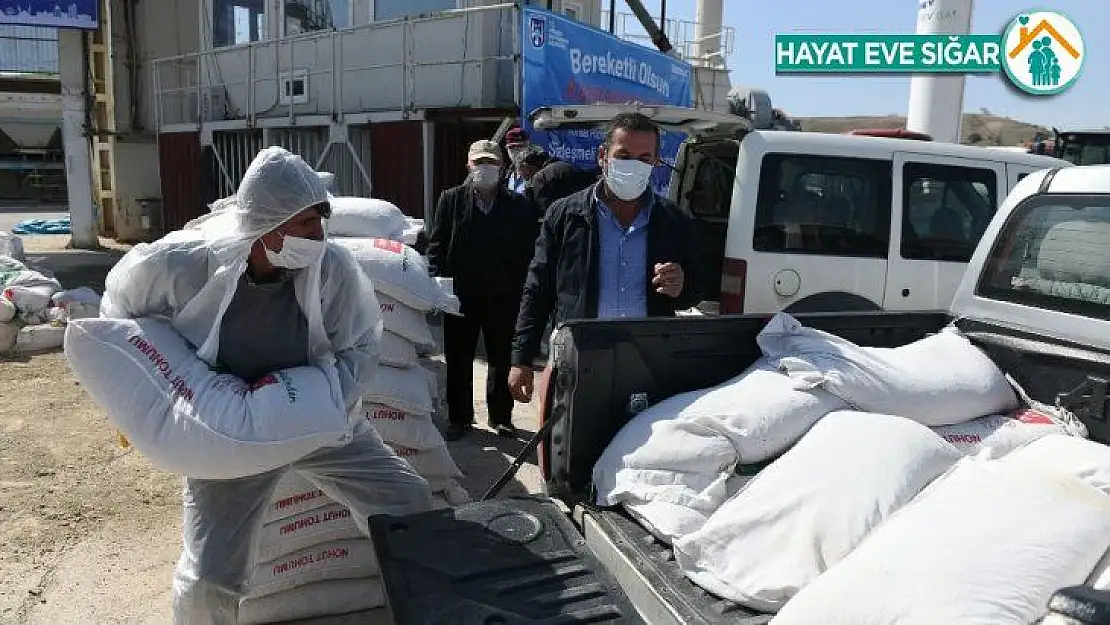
[775,10,1085,96]
[530,15,546,48]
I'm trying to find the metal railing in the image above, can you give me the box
[599,11,735,67]
[151,3,519,130]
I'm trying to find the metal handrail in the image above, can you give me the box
[599,11,735,63]
[151,3,518,129]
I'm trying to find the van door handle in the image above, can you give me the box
[902,288,910,297]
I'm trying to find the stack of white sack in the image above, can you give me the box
[332,237,459,316]
[63,316,355,479]
[334,235,458,366]
[239,469,459,624]
[771,455,1110,624]
[326,196,408,241]
[592,357,847,544]
[328,236,467,505]
[592,312,1079,548]
[0,255,72,354]
[321,190,425,246]
[673,411,964,612]
[239,473,386,624]
[361,364,469,505]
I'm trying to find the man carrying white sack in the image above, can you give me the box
[100,146,434,625]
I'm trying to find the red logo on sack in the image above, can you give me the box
[249,374,279,391]
[372,239,404,254]
[1015,409,1055,425]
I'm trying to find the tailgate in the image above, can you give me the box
[580,508,771,625]
[368,496,645,624]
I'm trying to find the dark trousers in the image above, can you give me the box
[443,293,518,426]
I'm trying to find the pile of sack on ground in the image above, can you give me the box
[594,312,1108,624]
[1,231,101,354]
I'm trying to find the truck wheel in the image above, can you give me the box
[784,292,882,313]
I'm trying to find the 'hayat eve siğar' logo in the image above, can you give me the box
[1001,11,1085,95]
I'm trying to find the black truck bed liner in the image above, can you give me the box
[369,496,645,624]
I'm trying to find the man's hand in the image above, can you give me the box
[653,262,685,298]
[509,365,535,403]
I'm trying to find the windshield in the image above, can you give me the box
[977,195,1110,320]
[1059,134,1110,166]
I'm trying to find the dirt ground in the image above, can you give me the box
[0,236,544,624]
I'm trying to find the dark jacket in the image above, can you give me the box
[511,184,703,366]
[426,184,540,301]
[528,160,601,214]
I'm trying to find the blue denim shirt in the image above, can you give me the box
[595,189,653,319]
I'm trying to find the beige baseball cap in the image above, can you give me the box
[468,140,502,163]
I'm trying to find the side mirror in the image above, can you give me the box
[1036,585,1110,624]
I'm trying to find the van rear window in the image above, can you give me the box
[753,154,892,258]
[977,196,1110,320]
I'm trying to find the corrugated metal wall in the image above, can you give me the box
[0,25,58,74]
[158,131,203,231]
[368,121,424,218]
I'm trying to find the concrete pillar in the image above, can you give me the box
[58,29,100,249]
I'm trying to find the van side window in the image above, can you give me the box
[753,154,892,258]
[901,162,998,263]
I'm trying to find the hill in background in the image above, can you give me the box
[797,113,1052,146]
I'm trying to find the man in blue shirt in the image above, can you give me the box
[507,112,702,402]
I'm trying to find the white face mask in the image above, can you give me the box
[265,234,326,269]
[470,164,500,189]
[605,158,654,201]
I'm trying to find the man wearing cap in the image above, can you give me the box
[427,140,540,440]
[503,127,532,193]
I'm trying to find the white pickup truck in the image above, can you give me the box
[366,164,1110,624]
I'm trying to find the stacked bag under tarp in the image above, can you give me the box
[592,312,1094,623]
[1,242,100,354]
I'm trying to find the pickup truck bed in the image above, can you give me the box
[371,311,1110,624]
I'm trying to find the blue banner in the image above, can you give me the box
[521,7,694,195]
[0,0,99,29]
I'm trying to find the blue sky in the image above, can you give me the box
[627,0,1106,129]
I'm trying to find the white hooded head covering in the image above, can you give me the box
[169,146,334,366]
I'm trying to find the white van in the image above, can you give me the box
[531,104,1072,314]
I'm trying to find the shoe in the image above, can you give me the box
[444,423,471,441]
[494,424,516,438]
